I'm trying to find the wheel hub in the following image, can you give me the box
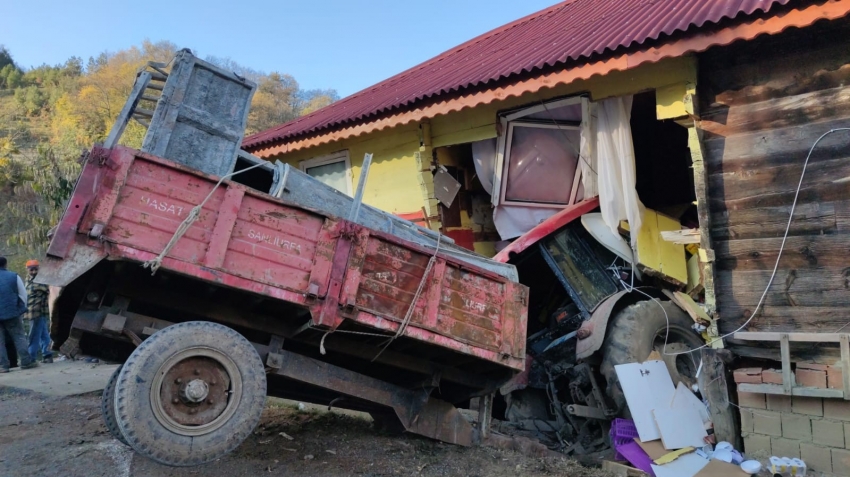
[181,379,210,403]
[152,350,240,435]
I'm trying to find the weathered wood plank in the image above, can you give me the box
[701,85,850,138]
[734,332,847,342]
[781,333,793,394]
[718,305,850,334]
[728,342,840,364]
[713,234,850,270]
[699,349,739,449]
[708,155,850,205]
[738,382,843,399]
[716,268,850,296]
[697,19,850,109]
[702,117,850,174]
[710,201,836,240]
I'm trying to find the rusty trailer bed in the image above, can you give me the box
[42,146,528,374]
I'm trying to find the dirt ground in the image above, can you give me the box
[0,386,611,477]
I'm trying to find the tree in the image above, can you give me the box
[0,46,14,71]
[246,72,300,134]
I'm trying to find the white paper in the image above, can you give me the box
[614,360,676,441]
[653,408,709,450]
[671,382,711,424]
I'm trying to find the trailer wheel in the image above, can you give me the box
[600,300,703,414]
[114,321,267,466]
[101,365,128,445]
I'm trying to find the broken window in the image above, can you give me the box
[493,96,589,208]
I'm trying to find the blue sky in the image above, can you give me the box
[3,0,557,97]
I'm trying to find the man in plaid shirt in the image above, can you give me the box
[25,260,52,363]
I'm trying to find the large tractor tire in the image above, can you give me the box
[101,365,128,445]
[600,300,704,414]
[114,321,267,466]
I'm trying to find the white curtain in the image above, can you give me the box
[596,95,644,247]
[471,139,496,195]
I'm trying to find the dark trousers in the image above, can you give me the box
[0,316,35,370]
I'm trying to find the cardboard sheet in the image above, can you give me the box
[615,361,676,441]
[634,438,668,460]
[695,460,750,477]
[651,453,708,477]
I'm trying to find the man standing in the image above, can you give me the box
[0,256,37,372]
[25,260,52,363]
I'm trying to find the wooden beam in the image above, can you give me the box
[689,126,719,345]
[738,383,844,399]
[781,333,792,395]
[698,349,740,450]
[841,334,850,401]
[734,332,848,343]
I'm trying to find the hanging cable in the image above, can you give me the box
[659,128,850,356]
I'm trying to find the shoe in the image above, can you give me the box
[21,362,39,369]
[43,356,53,364]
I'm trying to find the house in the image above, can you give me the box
[244,0,850,469]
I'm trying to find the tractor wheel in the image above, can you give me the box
[600,300,703,414]
[114,321,267,466]
[101,365,128,445]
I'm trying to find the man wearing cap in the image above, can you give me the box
[0,255,38,372]
[25,260,52,363]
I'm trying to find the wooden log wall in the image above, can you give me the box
[697,18,850,356]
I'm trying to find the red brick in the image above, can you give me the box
[734,367,763,384]
[796,368,828,388]
[798,362,832,371]
[762,369,784,385]
[828,366,844,390]
[738,391,766,409]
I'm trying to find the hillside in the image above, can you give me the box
[0,41,336,274]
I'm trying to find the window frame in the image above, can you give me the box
[300,150,353,196]
[492,96,590,208]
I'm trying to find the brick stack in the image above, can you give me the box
[735,366,850,476]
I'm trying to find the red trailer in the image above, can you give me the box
[41,144,528,466]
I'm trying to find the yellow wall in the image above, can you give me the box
[430,55,697,147]
[267,55,697,232]
[268,122,426,215]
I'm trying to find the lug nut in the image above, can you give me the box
[190,408,197,414]
[210,380,216,386]
[172,398,179,404]
[193,369,200,375]
[175,378,182,384]
[208,399,214,405]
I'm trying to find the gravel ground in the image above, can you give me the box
[0,387,611,477]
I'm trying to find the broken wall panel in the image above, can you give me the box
[697,17,850,345]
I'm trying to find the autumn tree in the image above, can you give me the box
[0,42,338,269]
